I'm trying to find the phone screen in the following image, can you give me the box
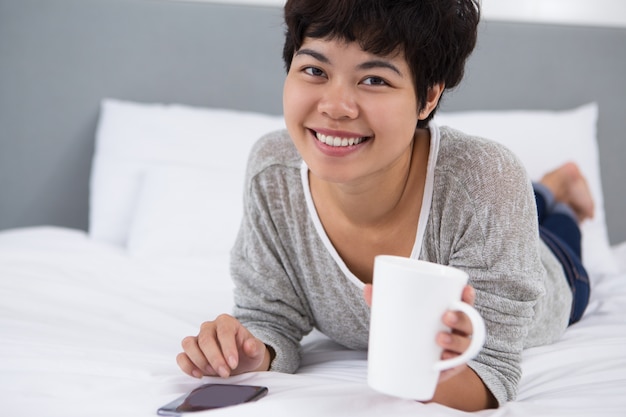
[157,383,268,415]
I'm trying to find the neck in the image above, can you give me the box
[311,130,431,229]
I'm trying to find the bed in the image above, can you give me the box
[1,1,625,416]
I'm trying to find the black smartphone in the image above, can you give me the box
[157,383,268,416]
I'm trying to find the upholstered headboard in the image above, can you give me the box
[1,0,625,243]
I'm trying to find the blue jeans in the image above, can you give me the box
[534,183,590,325]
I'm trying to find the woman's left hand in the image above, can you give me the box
[436,285,476,383]
[362,283,477,383]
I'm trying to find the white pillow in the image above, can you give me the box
[435,103,618,276]
[89,99,285,247]
[126,166,243,259]
[92,99,616,275]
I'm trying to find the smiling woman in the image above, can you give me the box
[176,0,591,412]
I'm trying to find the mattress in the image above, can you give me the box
[1,226,625,417]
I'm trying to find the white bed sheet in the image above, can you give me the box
[1,227,625,417]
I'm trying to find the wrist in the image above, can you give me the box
[261,344,276,371]
[256,344,276,372]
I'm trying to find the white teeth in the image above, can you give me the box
[316,132,365,147]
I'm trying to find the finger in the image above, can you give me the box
[240,335,262,359]
[180,335,214,376]
[213,315,245,376]
[461,285,476,305]
[197,318,234,378]
[176,351,216,378]
[240,337,270,372]
[443,310,473,336]
[176,352,199,377]
[363,284,373,307]
[437,331,472,355]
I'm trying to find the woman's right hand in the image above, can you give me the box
[177,314,271,378]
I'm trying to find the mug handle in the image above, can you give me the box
[433,300,486,371]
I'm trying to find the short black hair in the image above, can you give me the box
[282,0,480,127]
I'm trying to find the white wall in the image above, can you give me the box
[182,0,626,28]
[482,0,626,28]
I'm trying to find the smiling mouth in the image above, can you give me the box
[314,131,370,147]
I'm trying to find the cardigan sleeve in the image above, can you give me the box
[422,130,552,405]
[230,138,314,373]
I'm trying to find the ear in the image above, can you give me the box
[418,83,445,120]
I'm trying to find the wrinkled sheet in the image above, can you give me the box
[1,227,625,417]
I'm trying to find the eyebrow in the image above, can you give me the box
[295,48,403,76]
[358,60,402,76]
[295,48,330,63]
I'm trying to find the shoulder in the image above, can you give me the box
[435,126,531,202]
[424,126,539,266]
[245,129,302,182]
[437,126,527,177]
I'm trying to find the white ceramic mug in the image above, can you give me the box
[367,255,486,401]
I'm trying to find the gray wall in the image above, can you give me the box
[1,0,625,243]
[441,22,626,244]
[0,0,286,233]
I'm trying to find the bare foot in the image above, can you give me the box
[540,162,595,222]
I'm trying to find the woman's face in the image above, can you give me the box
[283,37,431,187]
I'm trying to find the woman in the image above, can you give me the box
[176,0,592,411]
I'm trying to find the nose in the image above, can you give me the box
[317,82,359,120]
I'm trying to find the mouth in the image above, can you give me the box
[313,130,371,147]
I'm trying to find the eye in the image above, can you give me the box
[303,66,326,78]
[361,76,389,86]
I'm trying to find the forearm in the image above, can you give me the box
[430,365,498,411]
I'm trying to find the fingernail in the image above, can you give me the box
[218,366,229,378]
[228,356,238,369]
[192,370,203,379]
[445,311,458,324]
